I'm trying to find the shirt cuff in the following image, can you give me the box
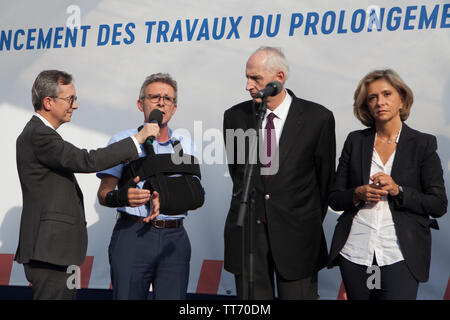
[130,136,142,155]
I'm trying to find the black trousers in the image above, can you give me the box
[339,255,419,300]
[235,221,318,300]
[24,260,77,300]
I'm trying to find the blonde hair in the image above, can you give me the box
[353,69,413,127]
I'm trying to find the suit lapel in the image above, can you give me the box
[391,123,414,183]
[277,95,304,166]
[361,128,375,185]
[32,114,63,139]
[245,102,266,188]
[260,94,304,184]
[33,115,85,209]
[360,124,413,185]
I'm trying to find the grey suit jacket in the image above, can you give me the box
[15,115,139,266]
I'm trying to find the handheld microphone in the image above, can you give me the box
[253,81,282,99]
[144,109,163,155]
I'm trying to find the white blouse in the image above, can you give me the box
[340,135,404,267]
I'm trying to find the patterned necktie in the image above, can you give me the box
[265,112,277,172]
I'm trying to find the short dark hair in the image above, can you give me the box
[353,69,414,127]
[32,70,73,111]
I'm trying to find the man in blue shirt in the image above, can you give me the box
[97,73,196,300]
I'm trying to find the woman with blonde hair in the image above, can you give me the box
[327,69,447,300]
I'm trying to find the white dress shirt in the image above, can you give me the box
[340,129,404,267]
[262,89,292,145]
[35,112,56,130]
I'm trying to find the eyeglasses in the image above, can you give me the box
[51,95,77,107]
[144,94,175,106]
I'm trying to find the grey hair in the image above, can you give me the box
[31,70,73,111]
[138,73,178,104]
[253,46,290,80]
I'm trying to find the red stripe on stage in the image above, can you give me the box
[196,260,223,295]
[0,254,15,285]
[79,256,94,289]
[337,281,347,300]
[444,276,450,300]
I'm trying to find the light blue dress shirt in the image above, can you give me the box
[97,125,197,220]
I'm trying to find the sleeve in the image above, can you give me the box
[223,110,237,184]
[314,111,337,220]
[96,134,126,179]
[32,125,137,175]
[391,135,448,218]
[328,132,359,212]
[130,136,143,155]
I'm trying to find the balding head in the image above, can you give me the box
[247,46,290,80]
[245,47,289,109]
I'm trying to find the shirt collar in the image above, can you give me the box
[141,123,179,145]
[266,89,292,120]
[395,123,403,143]
[35,113,56,130]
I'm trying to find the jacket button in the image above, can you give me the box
[265,194,270,200]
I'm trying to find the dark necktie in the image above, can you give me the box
[265,112,277,173]
[262,112,277,224]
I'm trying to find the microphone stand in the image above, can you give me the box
[236,97,267,300]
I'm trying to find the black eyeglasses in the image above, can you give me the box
[51,95,77,107]
[144,94,175,106]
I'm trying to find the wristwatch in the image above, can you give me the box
[394,185,404,200]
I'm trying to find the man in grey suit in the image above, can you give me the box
[15,70,160,300]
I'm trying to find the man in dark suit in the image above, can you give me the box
[223,47,336,299]
[15,70,159,299]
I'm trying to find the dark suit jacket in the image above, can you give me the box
[223,89,336,280]
[327,123,447,282]
[15,115,140,266]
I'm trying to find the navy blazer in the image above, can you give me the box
[327,123,447,282]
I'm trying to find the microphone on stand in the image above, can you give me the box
[253,81,282,99]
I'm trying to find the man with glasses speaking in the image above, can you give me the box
[15,70,160,299]
[97,73,200,300]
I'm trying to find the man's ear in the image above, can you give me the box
[276,70,285,83]
[137,99,144,112]
[42,97,53,111]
